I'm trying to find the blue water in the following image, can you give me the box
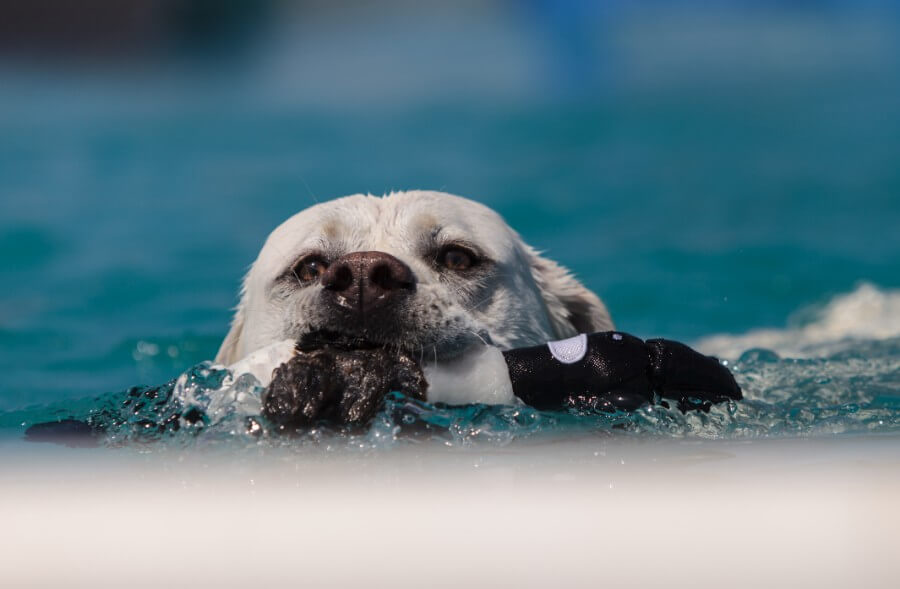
[1,4,899,446]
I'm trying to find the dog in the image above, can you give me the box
[216,191,613,368]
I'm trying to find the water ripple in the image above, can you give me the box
[4,336,898,449]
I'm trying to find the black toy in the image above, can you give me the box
[261,330,742,428]
[501,331,741,412]
[263,342,426,428]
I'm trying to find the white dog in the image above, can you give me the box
[216,191,613,371]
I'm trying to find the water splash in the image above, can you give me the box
[5,334,899,449]
[696,282,900,358]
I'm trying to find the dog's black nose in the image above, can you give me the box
[321,251,415,315]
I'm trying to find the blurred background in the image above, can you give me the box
[1,0,899,409]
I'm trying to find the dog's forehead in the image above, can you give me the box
[381,192,514,248]
[258,192,517,270]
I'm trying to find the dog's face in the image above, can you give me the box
[216,191,613,365]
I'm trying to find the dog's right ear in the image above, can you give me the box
[215,298,246,365]
[525,245,615,338]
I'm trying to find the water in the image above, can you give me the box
[3,284,899,448]
[1,4,899,448]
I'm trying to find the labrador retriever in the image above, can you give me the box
[216,191,613,369]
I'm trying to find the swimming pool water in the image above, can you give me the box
[1,6,899,445]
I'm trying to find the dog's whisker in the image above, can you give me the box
[465,294,494,313]
[468,329,489,347]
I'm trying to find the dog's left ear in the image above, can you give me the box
[215,285,247,365]
[527,246,614,338]
[215,305,245,365]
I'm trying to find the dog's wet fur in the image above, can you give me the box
[217,191,613,366]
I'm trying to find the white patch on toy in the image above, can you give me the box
[423,345,516,405]
[547,333,588,364]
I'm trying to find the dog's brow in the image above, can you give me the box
[410,218,444,251]
[321,220,341,240]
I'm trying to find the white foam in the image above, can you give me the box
[695,282,900,359]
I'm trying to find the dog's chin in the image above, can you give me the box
[294,327,488,362]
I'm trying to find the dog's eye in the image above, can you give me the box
[437,246,477,271]
[292,256,328,283]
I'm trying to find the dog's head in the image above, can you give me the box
[216,191,613,364]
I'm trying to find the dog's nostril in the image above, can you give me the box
[370,261,414,291]
[370,263,395,290]
[323,264,354,292]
